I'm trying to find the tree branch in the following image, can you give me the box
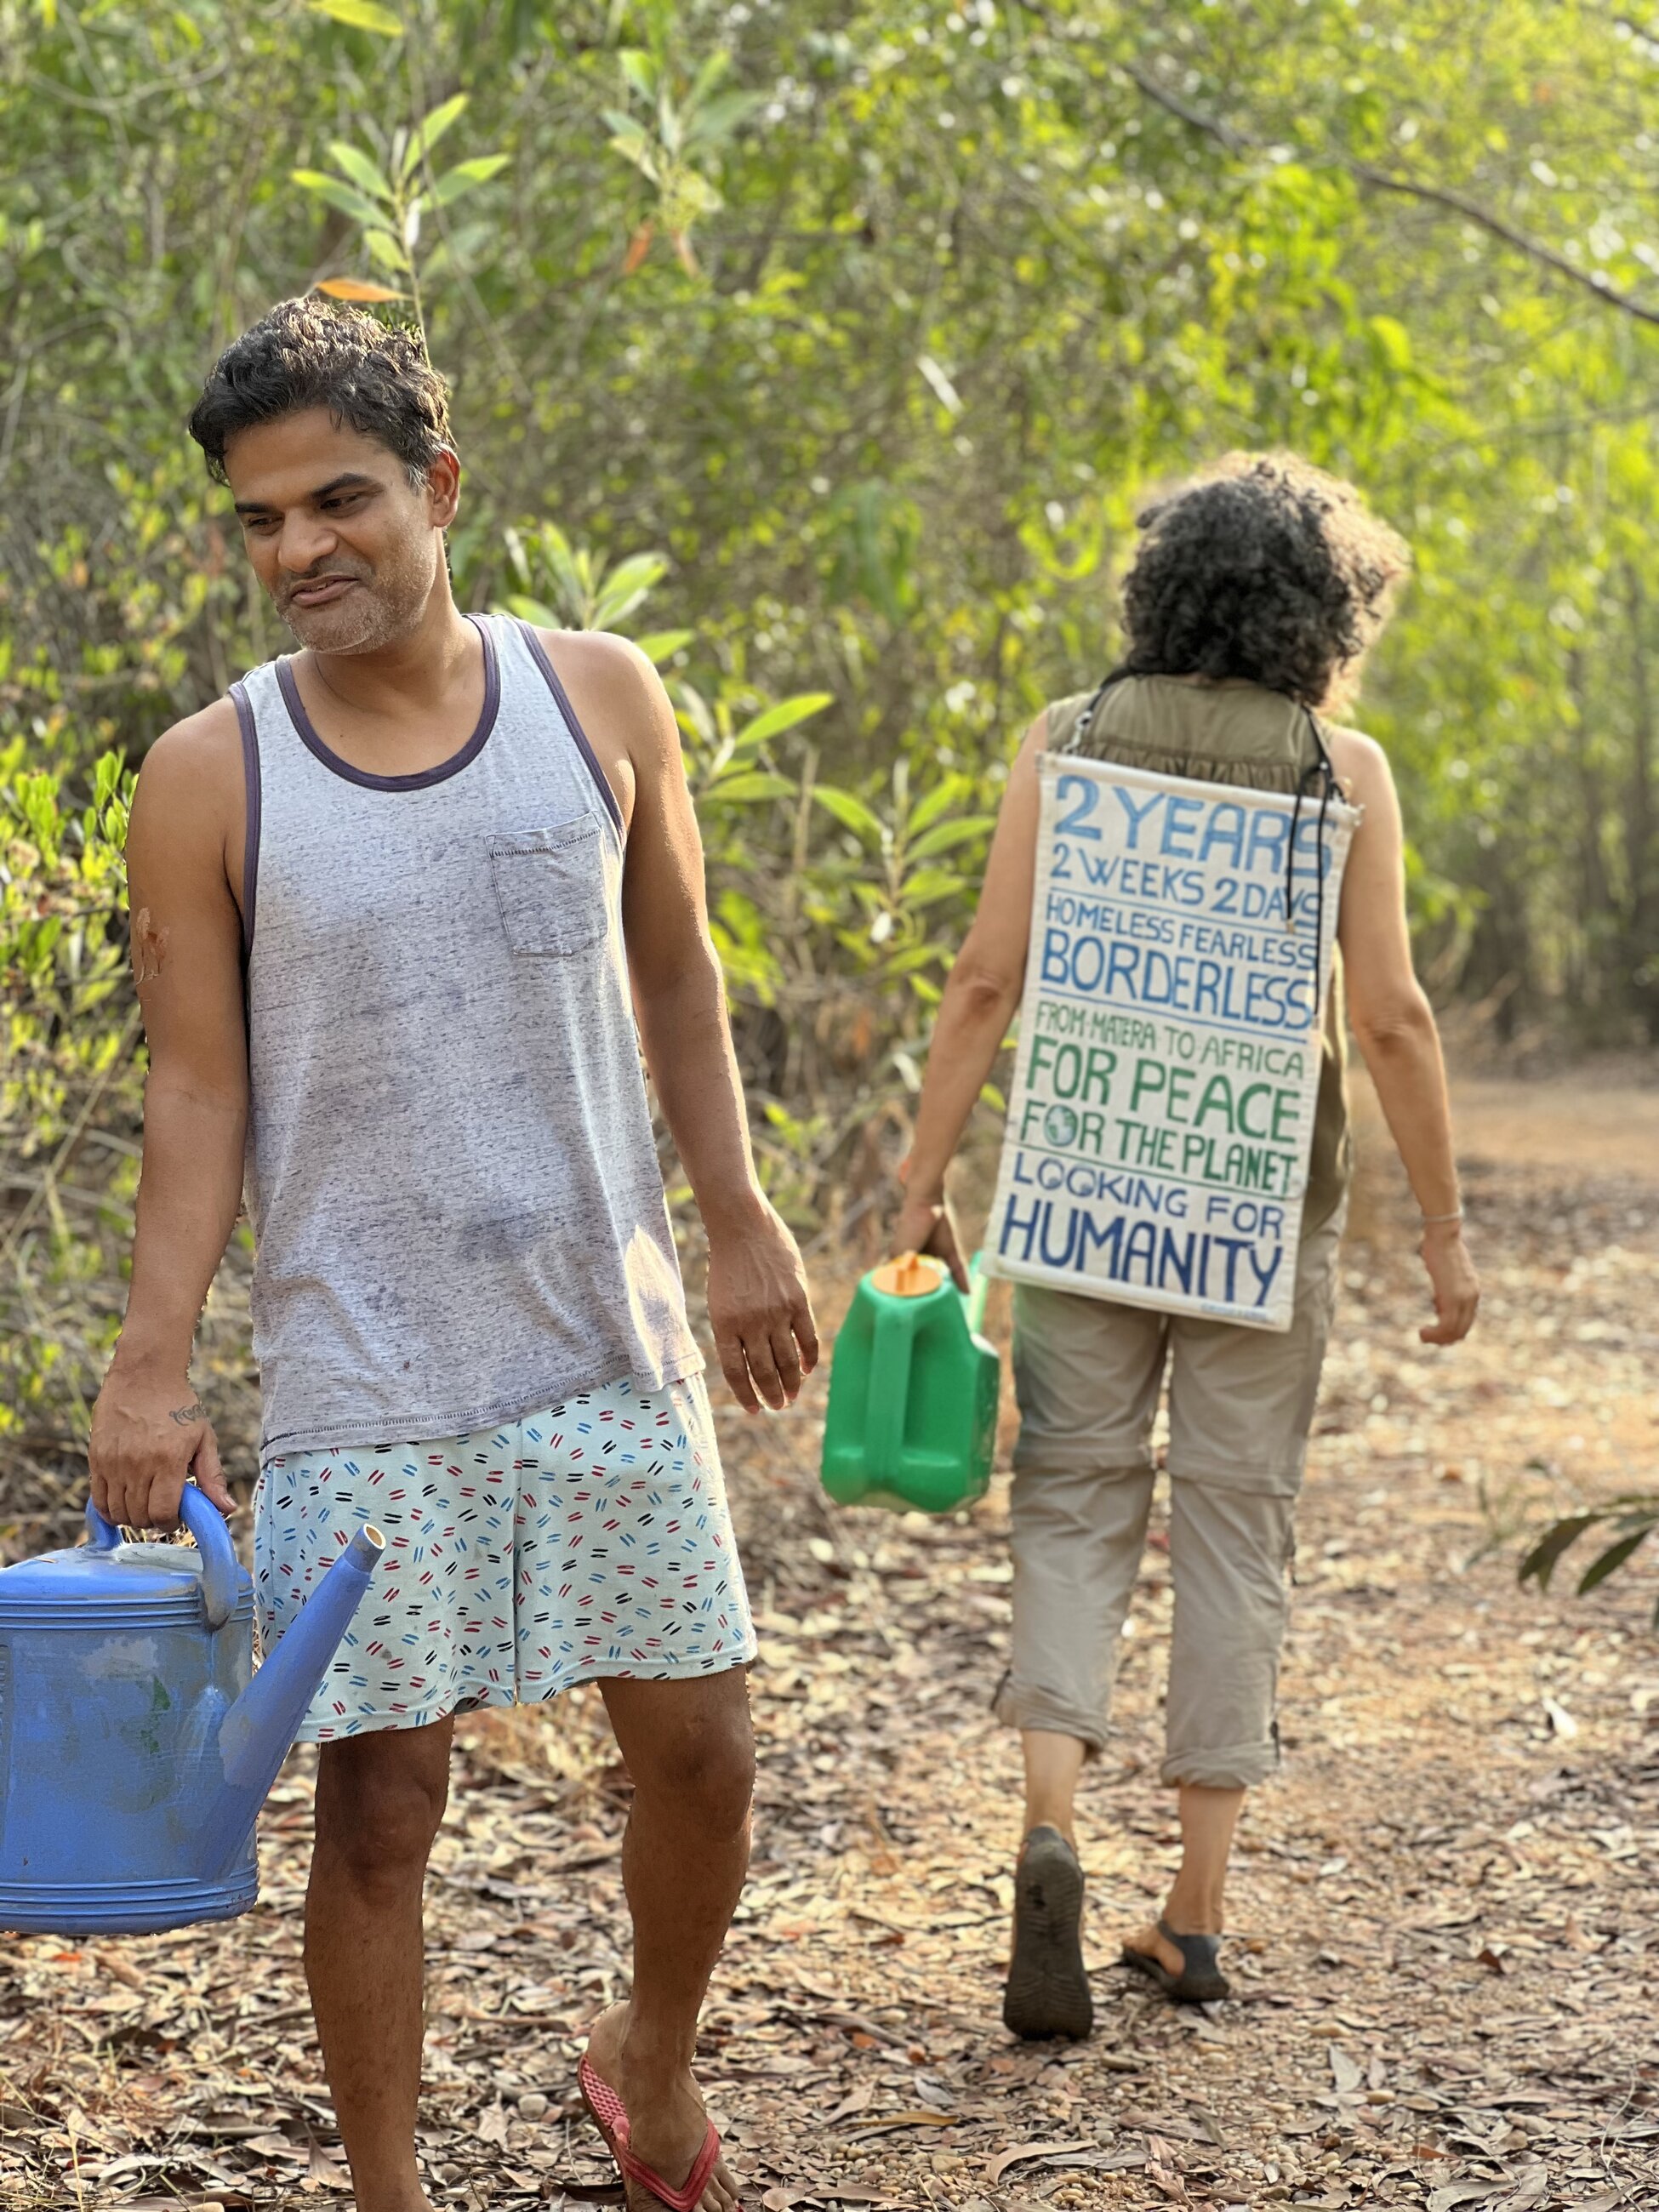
[1119,56,1659,332]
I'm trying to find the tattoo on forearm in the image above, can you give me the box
[169,1401,208,1427]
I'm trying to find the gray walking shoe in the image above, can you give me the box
[1002,1825,1093,2040]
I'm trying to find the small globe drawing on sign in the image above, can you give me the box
[1044,1103,1080,1148]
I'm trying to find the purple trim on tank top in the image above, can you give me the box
[272,613,501,792]
[512,618,626,837]
[231,680,261,964]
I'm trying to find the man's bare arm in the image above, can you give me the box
[547,632,817,1414]
[89,701,248,1526]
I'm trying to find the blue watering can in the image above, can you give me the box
[0,1485,383,1936]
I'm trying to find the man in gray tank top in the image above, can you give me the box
[88,298,817,2212]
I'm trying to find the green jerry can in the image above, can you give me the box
[820,1251,1001,1514]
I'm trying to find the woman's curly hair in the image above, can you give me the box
[1117,453,1410,708]
[188,296,453,487]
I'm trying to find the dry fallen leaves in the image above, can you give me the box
[3,1074,1658,2209]
[985,2136,1093,2185]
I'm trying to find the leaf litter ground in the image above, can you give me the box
[2,1066,1656,2212]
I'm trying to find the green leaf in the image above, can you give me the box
[364,227,410,271]
[707,771,796,803]
[1370,313,1413,369]
[812,784,885,844]
[906,814,996,861]
[610,140,660,185]
[1577,1524,1655,1594]
[604,113,658,167]
[328,141,393,202]
[619,48,658,103]
[634,630,693,664]
[500,594,561,629]
[738,693,835,746]
[290,171,391,230]
[688,48,733,105]
[592,551,669,629]
[907,773,970,836]
[900,866,966,907]
[598,550,670,595]
[675,687,716,748]
[306,0,404,31]
[684,89,768,147]
[402,94,469,179]
[882,943,945,977]
[428,153,510,207]
[1518,1513,1599,1591]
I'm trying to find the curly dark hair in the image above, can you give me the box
[1116,453,1410,708]
[187,296,454,487]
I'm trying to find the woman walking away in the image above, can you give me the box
[892,453,1479,2038]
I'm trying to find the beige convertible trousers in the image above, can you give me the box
[994,1208,1344,1788]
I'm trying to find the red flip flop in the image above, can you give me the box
[578,2051,732,2212]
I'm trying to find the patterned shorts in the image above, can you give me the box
[253,1374,755,1742]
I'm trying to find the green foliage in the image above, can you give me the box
[6,0,1657,1050]
[292,94,510,322]
[605,11,766,271]
[0,748,140,1452]
[308,0,406,32]
[2,748,136,1154]
[1519,1498,1659,1627]
[499,522,670,634]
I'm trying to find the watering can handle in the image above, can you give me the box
[84,1483,240,1632]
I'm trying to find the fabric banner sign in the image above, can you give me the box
[984,751,1359,1331]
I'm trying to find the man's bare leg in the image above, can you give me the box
[584,1670,754,2212]
[305,1717,453,2212]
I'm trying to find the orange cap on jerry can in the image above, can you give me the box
[869,1251,944,1298]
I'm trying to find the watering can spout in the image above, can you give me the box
[198,1524,385,1880]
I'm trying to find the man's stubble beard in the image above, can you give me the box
[276,536,439,657]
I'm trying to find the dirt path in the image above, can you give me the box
[1447,1072,1659,1180]
[2,1071,1656,2211]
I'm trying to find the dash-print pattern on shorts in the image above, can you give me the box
[254,1374,754,1742]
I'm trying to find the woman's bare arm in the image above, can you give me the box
[1329,727,1479,1345]
[893,715,1047,1286]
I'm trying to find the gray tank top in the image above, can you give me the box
[231,613,701,1462]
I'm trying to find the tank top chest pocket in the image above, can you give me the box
[488,816,607,957]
